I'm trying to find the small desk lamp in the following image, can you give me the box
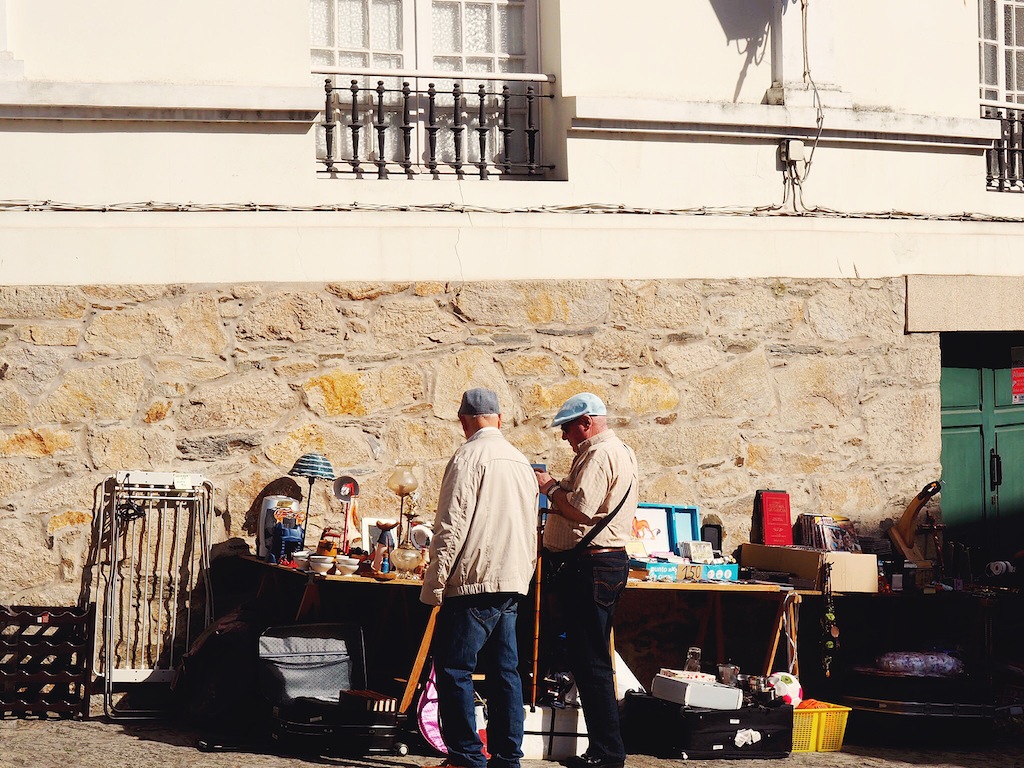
[288,452,336,551]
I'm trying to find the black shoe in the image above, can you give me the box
[564,754,625,768]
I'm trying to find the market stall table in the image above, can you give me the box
[240,556,805,713]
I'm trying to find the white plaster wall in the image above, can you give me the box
[0,212,1019,285]
[0,120,997,217]
[0,124,318,201]
[0,0,1018,286]
[6,0,309,86]
[552,0,775,104]
[832,0,980,119]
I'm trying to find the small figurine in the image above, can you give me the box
[371,519,400,576]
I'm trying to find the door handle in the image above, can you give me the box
[990,448,1003,491]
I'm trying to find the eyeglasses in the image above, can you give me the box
[560,416,585,434]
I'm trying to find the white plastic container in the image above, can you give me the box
[257,495,302,560]
[650,673,743,710]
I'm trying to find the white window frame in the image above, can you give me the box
[980,0,1024,106]
[311,0,538,78]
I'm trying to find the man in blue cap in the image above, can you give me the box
[422,387,539,768]
[534,392,638,768]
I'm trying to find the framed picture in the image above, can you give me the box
[630,504,672,555]
[637,503,701,555]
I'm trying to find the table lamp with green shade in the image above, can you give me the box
[288,452,336,551]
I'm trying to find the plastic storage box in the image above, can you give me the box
[792,702,851,752]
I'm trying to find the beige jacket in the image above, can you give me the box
[420,427,540,605]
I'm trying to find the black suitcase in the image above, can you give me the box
[269,695,407,756]
[623,692,792,759]
[257,623,408,756]
[258,623,363,704]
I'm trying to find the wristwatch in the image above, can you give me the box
[544,481,559,498]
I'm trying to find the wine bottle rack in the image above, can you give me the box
[0,604,96,719]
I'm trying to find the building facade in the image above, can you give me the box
[1,0,1022,603]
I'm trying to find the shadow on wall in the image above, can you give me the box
[239,477,304,541]
[708,0,776,103]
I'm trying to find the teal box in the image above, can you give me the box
[629,559,678,582]
[701,563,739,581]
[677,562,740,581]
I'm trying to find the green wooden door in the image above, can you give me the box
[940,334,1024,560]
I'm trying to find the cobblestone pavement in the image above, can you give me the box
[2,713,1023,768]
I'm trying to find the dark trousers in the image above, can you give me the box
[432,593,525,768]
[551,549,630,761]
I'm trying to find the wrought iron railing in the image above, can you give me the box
[313,68,555,180]
[983,103,1024,191]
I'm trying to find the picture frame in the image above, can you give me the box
[637,503,701,555]
[630,504,672,555]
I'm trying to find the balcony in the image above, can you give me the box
[313,68,555,180]
[983,102,1024,192]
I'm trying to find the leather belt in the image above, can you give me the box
[578,546,626,557]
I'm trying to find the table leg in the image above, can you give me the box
[399,604,440,715]
[763,593,789,676]
[294,578,321,622]
[787,594,801,675]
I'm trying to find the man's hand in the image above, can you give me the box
[534,466,553,490]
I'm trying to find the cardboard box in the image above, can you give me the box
[739,543,878,593]
[629,559,677,582]
[650,674,743,710]
[522,704,587,759]
[676,562,739,582]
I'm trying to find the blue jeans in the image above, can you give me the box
[552,550,629,761]
[432,593,524,768]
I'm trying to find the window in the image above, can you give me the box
[309,1,549,179]
[310,0,537,76]
[980,0,1024,190]
[979,0,1024,104]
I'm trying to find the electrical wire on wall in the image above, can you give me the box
[1,199,1023,223]
[799,0,825,182]
[777,0,826,213]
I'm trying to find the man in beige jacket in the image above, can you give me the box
[421,388,539,768]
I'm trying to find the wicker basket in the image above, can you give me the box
[792,702,851,752]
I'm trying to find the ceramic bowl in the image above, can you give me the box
[308,555,334,574]
[334,556,359,576]
[290,550,311,570]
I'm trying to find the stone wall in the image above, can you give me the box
[0,278,941,605]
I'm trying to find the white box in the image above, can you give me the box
[677,540,714,563]
[658,668,717,685]
[521,704,588,760]
[650,674,743,710]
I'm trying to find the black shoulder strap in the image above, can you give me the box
[572,482,633,554]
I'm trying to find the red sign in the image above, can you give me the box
[1013,367,1024,405]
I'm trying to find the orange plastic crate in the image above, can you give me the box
[792,702,851,752]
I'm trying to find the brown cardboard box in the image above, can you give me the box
[739,543,878,592]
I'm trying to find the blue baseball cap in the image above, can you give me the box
[551,392,607,427]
